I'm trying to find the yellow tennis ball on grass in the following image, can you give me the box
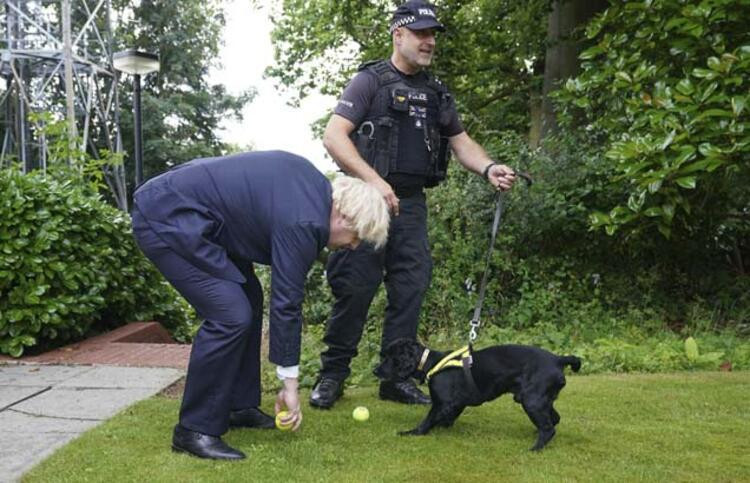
[275,411,293,431]
[352,406,369,422]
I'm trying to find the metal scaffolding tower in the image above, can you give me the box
[0,0,128,209]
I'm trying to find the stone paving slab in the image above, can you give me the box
[0,410,97,435]
[0,386,47,410]
[0,365,91,387]
[0,432,76,483]
[0,364,184,483]
[14,386,166,420]
[55,366,184,390]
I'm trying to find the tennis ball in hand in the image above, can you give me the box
[275,411,293,431]
[352,406,369,422]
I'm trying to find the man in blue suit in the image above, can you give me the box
[131,150,389,460]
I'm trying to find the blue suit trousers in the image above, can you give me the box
[132,208,263,436]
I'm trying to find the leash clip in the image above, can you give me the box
[469,318,481,342]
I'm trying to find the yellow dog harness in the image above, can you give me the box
[425,345,472,381]
[422,345,483,404]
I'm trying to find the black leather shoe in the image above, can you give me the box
[229,407,275,429]
[379,380,431,405]
[309,377,344,409]
[172,424,245,460]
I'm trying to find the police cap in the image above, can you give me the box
[389,1,445,34]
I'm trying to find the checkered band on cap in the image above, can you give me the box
[389,2,444,34]
[389,15,416,33]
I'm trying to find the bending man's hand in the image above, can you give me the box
[487,163,517,191]
[370,178,400,216]
[275,378,302,431]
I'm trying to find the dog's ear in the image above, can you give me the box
[377,339,423,381]
[392,339,423,380]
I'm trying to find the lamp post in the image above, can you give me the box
[113,49,160,188]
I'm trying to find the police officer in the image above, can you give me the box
[132,151,389,459]
[310,1,517,409]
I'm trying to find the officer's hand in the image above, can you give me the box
[371,178,400,216]
[487,164,516,191]
[275,378,302,431]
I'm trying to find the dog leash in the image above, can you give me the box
[468,171,532,343]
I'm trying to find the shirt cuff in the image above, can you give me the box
[276,365,299,380]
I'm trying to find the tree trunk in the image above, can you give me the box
[529,92,543,149]
[541,0,607,141]
[528,55,546,149]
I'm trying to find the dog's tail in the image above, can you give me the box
[557,355,581,373]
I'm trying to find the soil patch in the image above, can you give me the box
[159,376,185,399]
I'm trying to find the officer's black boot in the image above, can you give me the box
[310,377,345,409]
[379,379,431,405]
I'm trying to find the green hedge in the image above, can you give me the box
[556,0,750,240]
[0,169,194,357]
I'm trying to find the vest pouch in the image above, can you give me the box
[438,92,454,127]
[350,117,395,178]
[350,121,375,169]
[425,134,450,188]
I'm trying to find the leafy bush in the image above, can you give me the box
[556,0,750,249]
[417,128,750,341]
[0,168,194,357]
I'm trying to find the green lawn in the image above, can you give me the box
[25,372,750,482]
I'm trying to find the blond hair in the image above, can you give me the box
[331,176,390,249]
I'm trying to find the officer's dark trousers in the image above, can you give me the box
[131,208,262,437]
[320,193,432,381]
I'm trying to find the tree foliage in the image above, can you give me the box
[267,0,551,136]
[112,0,254,180]
[556,0,750,245]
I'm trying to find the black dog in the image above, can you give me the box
[374,339,581,451]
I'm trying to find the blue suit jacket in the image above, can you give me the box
[133,150,331,366]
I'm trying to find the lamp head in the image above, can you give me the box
[113,50,160,75]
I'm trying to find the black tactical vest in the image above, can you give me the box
[349,60,453,188]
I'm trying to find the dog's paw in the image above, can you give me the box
[398,429,418,436]
[530,429,556,451]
